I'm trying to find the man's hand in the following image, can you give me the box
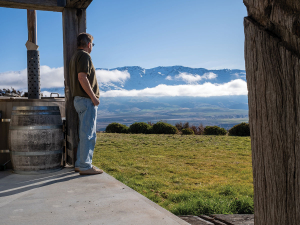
[92,97,100,106]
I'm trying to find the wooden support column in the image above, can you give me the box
[244,2,300,224]
[27,10,37,44]
[27,9,40,99]
[62,8,86,166]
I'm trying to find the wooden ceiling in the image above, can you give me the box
[0,0,93,12]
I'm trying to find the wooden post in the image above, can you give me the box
[244,1,300,224]
[27,10,36,44]
[62,8,86,166]
[27,9,40,99]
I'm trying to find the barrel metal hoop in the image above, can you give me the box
[9,125,63,130]
[0,150,10,153]
[12,111,61,116]
[10,149,63,156]
[12,106,60,111]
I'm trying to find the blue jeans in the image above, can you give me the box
[74,96,98,171]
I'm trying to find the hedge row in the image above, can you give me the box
[105,122,250,136]
[105,122,178,134]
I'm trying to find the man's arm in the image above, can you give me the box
[78,72,100,106]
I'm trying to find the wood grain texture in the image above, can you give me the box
[27,9,36,44]
[62,8,86,166]
[244,0,300,56]
[245,17,300,225]
[0,0,65,12]
[0,0,92,11]
[66,0,92,9]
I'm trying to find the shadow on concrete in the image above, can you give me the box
[0,168,80,197]
[0,171,12,180]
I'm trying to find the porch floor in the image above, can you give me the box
[0,168,188,225]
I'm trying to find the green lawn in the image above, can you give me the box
[93,133,253,215]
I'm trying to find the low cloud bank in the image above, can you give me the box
[0,67,247,97]
[96,69,130,84]
[101,79,247,97]
[0,66,64,90]
[0,67,130,90]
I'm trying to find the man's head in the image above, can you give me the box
[77,33,94,53]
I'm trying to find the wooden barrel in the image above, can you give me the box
[9,106,64,174]
[0,97,65,169]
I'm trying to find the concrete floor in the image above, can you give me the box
[0,168,189,225]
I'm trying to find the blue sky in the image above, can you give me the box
[0,0,247,73]
[0,1,249,97]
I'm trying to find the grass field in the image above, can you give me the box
[93,133,253,215]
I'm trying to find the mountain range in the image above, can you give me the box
[97,66,246,91]
[41,66,248,131]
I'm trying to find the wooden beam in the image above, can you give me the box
[66,0,92,9]
[244,0,300,56]
[62,8,86,166]
[0,0,66,12]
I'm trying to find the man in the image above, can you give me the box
[69,32,103,175]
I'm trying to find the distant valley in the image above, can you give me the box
[96,96,248,131]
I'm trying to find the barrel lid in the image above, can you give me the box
[12,106,60,111]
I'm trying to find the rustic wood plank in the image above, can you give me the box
[66,0,92,9]
[0,0,66,12]
[0,101,8,151]
[244,0,300,56]
[245,16,300,225]
[27,9,36,44]
[62,8,86,166]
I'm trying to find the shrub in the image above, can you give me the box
[183,122,189,129]
[190,125,198,135]
[105,123,128,133]
[147,121,154,126]
[203,126,227,135]
[190,124,204,135]
[152,122,178,134]
[198,124,205,135]
[129,122,152,134]
[0,87,23,97]
[182,128,194,135]
[175,122,183,131]
[228,122,250,136]
[175,122,189,131]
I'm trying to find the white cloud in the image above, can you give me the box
[0,67,247,98]
[172,72,217,84]
[96,69,130,84]
[202,72,217,79]
[41,91,52,97]
[166,76,172,80]
[0,66,64,90]
[0,69,27,90]
[175,73,202,83]
[0,67,130,91]
[101,79,247,97]
[232,72,246,79]
[40,66,64,88]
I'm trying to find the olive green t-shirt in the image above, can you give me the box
[69,49,100,99]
